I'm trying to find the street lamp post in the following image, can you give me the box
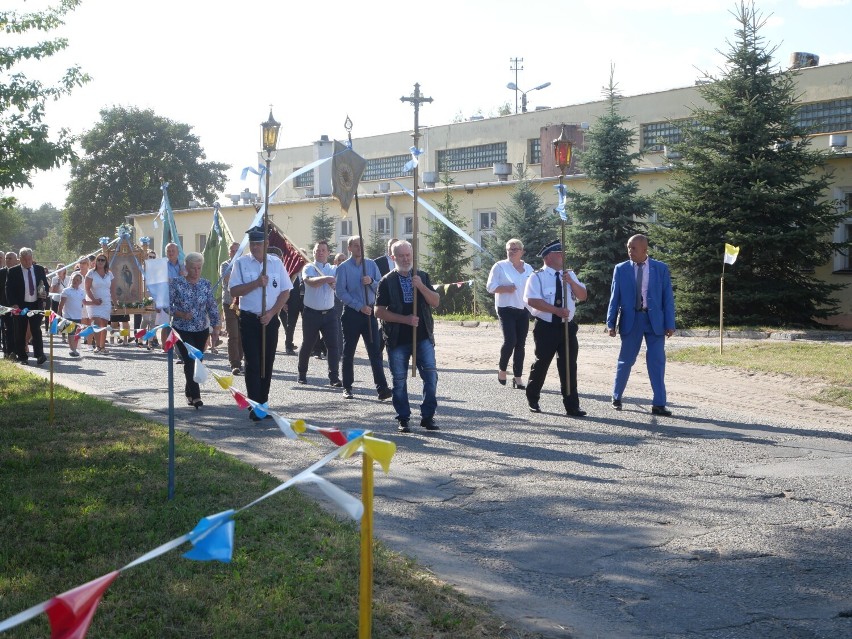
[259,108,280,377]
[553,124,573,393]
[506,81,551,113]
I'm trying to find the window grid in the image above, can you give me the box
[529,139,541,164]
[795,98,852,133]
[294,169,314,188]
[479,210,497,230]
[362,155,411,182]
[437,142,507,172]
[642,121,687,151]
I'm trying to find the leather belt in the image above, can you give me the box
[306,307,333,315]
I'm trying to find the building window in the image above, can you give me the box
[833,192,852,273]
[341,219,352,236]
[376,217,390,235]
[362,155,411,182]
[437,142,507,172]
[796,98,852,134]
[196,234,206,253]
[404,215,413,235]
[294,168,314,188]
[642,120,685,151]
[479,210,497,231]
[529,138,541,164]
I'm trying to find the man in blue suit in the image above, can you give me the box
[606,234,676,416]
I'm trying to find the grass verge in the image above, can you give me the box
[668,342,852,410]
[0,361,539,638]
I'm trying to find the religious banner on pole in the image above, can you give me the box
[331,140,366,214]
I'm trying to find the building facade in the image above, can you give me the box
[132,60,852,327]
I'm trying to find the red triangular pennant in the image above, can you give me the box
[46,570,121,639]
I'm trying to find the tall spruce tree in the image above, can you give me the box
[311,200,335,246]
[423,173,473,314]
[475,165,558,316]
[564,69,651,323]
[655,1,848,327]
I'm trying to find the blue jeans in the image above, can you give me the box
[387,338,438,421]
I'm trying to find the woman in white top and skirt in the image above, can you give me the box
[486,238,534,389]
[85,254,116,353]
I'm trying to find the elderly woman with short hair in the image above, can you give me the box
[169,252,220,409]
[486,238,534,389]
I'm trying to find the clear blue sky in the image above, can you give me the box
[9,0,852,209]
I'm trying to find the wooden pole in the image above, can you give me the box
[358,454,375,638]
[719,262,726,355]
[561,216,571,396]
[400,83,432,378]
[48,329,54,425]
[346,117,373,343]
[260,159,271,378]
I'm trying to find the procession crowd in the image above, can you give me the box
[2,231,676,430]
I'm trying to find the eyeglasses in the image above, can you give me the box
[507,247,522,252]
[96,258,106,263]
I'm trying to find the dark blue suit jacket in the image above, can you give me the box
[606,258,675,336]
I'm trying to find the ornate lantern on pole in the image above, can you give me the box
[259,108,280,377]
[552,124,573,392]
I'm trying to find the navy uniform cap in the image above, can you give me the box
[248,227,265,243]
[537,239,562,258]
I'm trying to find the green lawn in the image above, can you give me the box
[669,341,852,410]
[0,361,539,638]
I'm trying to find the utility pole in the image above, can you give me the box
[509,57,523,114]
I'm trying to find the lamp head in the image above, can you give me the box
[261,108,281,156]
[553,124,573,174]
[507,82,518,91]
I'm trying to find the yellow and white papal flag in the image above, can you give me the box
[724,243,740,265]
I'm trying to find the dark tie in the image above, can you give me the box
[554,271,562,307]
[635,262,643,310]
[27,268,35,297]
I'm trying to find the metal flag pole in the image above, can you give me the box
[259,108,281,378]
[553,125,573,396]
[345,116,373,343]
[720,259,726,355]
[400,83,432,377]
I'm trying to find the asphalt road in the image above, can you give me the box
[23,323,852,638]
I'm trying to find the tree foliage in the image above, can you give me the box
[475,165,559,316]
[423,173,473,314]
[655,1,848,327]
[1,0,89,208]
[366,227,386,262]
[311,200,335,246]
[564,69,651,323]
[64,106,229,251]
[4,202,61,251]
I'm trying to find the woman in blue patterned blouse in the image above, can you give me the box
[169,252,221,408]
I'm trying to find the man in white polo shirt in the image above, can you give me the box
[297,240,342,386]
[229,227,292,421]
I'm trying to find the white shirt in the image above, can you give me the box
[23,267,38,304]
[486,259,533,311]
[523,266,585,323]
[229,254,292,314]
[301,261,336,311]
[60,286,86,320]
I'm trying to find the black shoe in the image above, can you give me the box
[566,409,587,417]
[377,387,393,401]
[512,379,526,390]
[36,354,47,366]
[498,373,507,386]
[343,387,354,399]
[192,398,203,409]
[612,399,622,410]
[249,410,262,422]
[297,377,307,385]
[285,348,297,355]
[651,405,672,416]
[397,419,410,433]
[420,417,439,431]
[231,367,242,376]
[528,402,541,413]
[329,380,343,388]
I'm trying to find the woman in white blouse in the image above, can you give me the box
[486,238,534,389]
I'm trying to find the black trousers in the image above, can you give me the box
[284,291,302,350]
[13,312,44,362]
[298,307,340,381]
[175,328,209,400]
[240,312,280,404]
[0,315,14,356]
[525,319,579,412]
[497,306,530,377]
[341,307,388,392]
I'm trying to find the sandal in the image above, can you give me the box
[191,398,203,409]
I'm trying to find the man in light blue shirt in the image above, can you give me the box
[297,240,342,386]
[335,236,392,400]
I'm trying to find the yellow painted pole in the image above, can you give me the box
[719,262,726,355]
[358,454,374,638]
[49,329,55,425]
